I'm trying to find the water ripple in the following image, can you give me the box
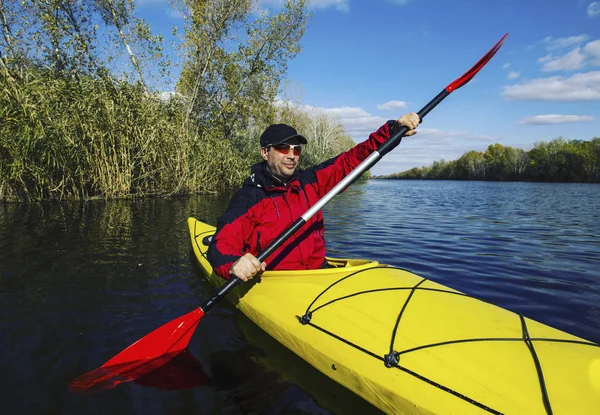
[324,180,600,344]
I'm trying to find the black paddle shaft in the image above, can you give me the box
[202,89,466,313]
[201,34,508,313]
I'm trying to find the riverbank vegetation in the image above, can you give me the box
[0,0,356,202]
[375,139,600,182]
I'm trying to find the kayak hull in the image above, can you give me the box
[188,217,600,414]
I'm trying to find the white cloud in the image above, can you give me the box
[377,100,408,111]
[385,0,412,4]
[538,55,551,64]
[285,102,502,175]
[588,2,600,17]
[503,63,511,69]
[298,104,387,138]
[539,48,586,71]
[502,71,600,101]
[507,71,521,80]
[536,38,600,71]
[413,128,497,142]
[374,129,500,175]
[584,39,600,65]
[540,35,590,51]
[518,115,596,125]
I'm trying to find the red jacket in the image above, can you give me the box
[207,121,395,279]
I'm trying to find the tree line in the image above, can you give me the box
[0,0,357,202]
[375,138,600,182]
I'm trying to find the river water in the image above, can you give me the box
[1,180,599,414]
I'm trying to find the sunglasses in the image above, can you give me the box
[268,143,303,156]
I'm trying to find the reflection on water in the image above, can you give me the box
[134,349,207,391]
[1,180,599,414]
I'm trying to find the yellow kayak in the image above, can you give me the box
[188,217,600,414]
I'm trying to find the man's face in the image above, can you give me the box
[261,143,302,182]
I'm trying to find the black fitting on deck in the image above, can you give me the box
[300,311,312,325]
[384,351,399,368]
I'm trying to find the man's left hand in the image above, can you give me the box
[396,112,421,137]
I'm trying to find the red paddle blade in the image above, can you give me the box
[69,308,204,392]
[446,33,508,93]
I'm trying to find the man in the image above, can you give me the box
[207,113,420,281]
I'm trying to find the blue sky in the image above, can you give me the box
[136,0,600,175]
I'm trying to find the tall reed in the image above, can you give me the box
[0,64,357,202]
[0,65,253,201]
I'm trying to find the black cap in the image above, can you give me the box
[260,124,308,147]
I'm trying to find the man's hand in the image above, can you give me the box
[229,253,267,282]
[396,112,421,137]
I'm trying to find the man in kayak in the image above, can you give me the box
[207,113,420,282]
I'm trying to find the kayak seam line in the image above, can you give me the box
[302,320,502,415]
[392,365,503,415]
[520,314,553,415]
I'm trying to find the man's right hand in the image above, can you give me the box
[229,253,267,282]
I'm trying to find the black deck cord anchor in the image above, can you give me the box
[384,351,400,368]
[300,311,312,325]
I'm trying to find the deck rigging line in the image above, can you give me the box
[299,267,598,414]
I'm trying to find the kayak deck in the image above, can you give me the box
[188,217,600,415]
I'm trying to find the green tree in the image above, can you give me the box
[0,0,24,67]
[429,159,446,179]
[483,143,506,180]
[580,137,600,180]
[456,150,486,179]
[1,0,167,83]
[377,137,598,183]
[94,0,169,92]
[503,147,528,180]
[172,0,309,186]
[176,0,308,132]
[529,138,565,181]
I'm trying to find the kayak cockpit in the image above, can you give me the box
[326,257,378,268]
[258,257,381,278]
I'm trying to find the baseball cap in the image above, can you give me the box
[259,124,308,147]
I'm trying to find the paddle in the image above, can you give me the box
[69,33,508,392]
